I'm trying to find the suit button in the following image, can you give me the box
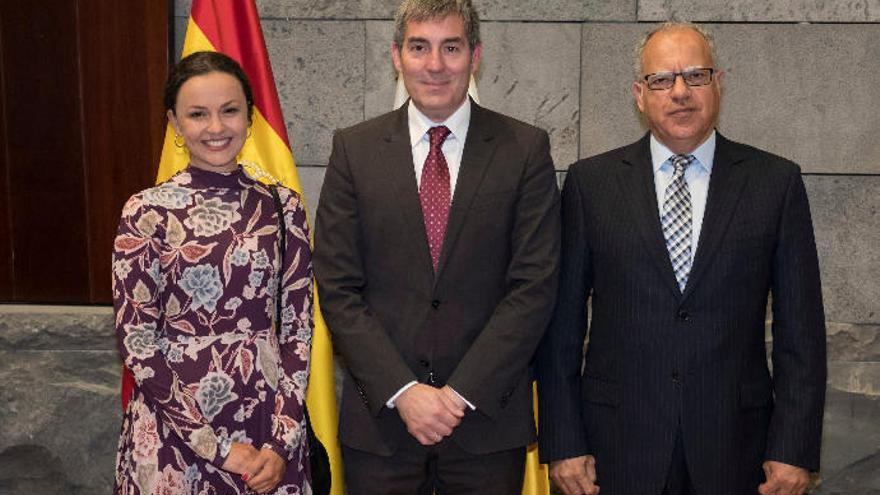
[671,371,681,384]
[431,300,441,309]
[419,360,430,368]
[677,310,691,321]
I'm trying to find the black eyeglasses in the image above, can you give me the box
[642,68,715,91]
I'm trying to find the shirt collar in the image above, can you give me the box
[407,97,471,148]
[650,131,716,174]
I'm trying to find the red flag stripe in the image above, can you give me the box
[191,0,290,147]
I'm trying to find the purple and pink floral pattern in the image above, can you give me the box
[113,166,312,494]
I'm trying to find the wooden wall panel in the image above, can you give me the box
[1,0,89,302]
[0,0,168,303]
[79,1,168,302]
[0,8,11,300]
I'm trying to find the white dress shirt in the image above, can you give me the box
[650,131,716,262]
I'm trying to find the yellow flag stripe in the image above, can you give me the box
[524,383,550,494]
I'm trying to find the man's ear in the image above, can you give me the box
[391,42,403,73]
[470,43,483,74]
[632,81,645,113]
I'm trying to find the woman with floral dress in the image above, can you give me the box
[112,51,312,494]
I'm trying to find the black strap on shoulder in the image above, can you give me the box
[268,184,285,334]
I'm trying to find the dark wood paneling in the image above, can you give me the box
[2,0,89,302]
[0,7,11,300]
[80,1,168,302]
[0,0,168,303]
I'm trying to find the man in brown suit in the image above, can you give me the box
[313,0,560,493]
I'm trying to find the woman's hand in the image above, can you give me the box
[243,447,287,494]
[221,442,260,475]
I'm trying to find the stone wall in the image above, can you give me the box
[0,306,119,494]
[0,1,877,494]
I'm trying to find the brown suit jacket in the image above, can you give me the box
[314,100,560,455]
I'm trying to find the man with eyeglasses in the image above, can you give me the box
[536,22,826,495]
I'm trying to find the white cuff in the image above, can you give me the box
[446,385,476,410]
[386,381,418,409]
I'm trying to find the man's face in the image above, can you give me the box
[632,27,724,154]
[392,14,481,122]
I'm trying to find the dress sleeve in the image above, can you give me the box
[264,189,313,461]
[112,194,232,467]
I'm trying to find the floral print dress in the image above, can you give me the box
[112,166,312,495]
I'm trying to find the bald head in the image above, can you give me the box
[635,22,716,80]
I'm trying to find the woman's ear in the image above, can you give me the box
[167,109,181,134]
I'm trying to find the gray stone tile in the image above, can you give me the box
[364,21,397,121]
[805,176,880,325]
[814,448,880,494]
[579,23,646,163]
[366,21,581,168]
[477,0,634,21]
[257,0,398,19]
[264,19,366,166]
[827,323,880,362]
[828,361,880,405]
[713,24,880,174]
[255,0,633,21]
[638,0,880,22]
[174,0,190,18]
[580,24,880,174]
[821,363,880,481]
[0,305,114,350]
[173,16,187,61]
[296,165,327,224]
[0,445,79,495]
[0,350,120,495]
[479,22,581,168]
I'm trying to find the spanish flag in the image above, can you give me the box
[121,0,343,492]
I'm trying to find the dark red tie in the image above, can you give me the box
[419,126,452,272]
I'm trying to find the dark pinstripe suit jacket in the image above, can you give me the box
[536,133,826,494]
[314,101,560,456]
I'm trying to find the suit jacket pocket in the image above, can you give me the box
[582,375,620,407]
[739,380,773,409]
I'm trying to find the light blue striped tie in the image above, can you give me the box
[662,154,694,292]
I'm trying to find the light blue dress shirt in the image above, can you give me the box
[650,131,716,263]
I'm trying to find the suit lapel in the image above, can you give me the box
[681,134,749,301]
[378,103,435,275]
[617,135,682,298]
[435,102,497,279]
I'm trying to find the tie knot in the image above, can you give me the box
[428,126,451,149]
[671,154,693,173]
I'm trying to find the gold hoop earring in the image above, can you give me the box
[174,134,185,148]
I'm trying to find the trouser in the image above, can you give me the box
[343,434,526,495]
